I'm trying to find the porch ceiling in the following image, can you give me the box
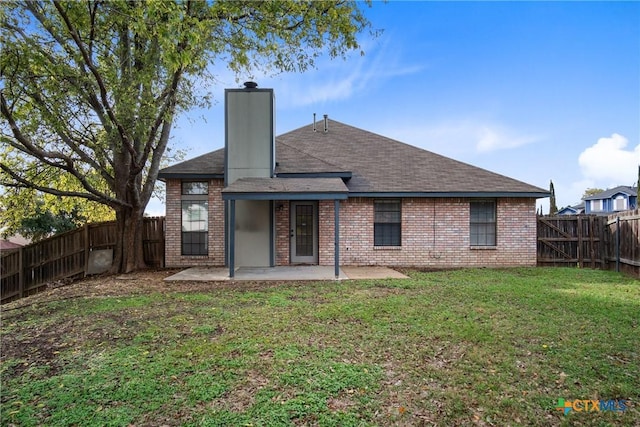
[221,177,348,200]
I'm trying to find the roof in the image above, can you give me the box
[558,202,585,215]
[158,150,225,179]
[222,177,348,200]
[0,240,23,251]
[583,186,637,200]
[159,119,548,198]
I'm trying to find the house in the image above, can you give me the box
[159,83,549,277]
[557,202,585,215]
[583,186,637,215]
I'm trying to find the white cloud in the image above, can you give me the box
[476,125,541,152]
[578,133,640,186]
[254,37,425,108]
[379,119,542,159]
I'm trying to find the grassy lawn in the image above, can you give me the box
[1,267,638,426]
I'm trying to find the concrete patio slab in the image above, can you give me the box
[164,265,407,282]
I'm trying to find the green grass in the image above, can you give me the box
[1,268,638,426]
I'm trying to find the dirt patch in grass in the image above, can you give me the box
[3,270,205,309]
[214,370,271,412]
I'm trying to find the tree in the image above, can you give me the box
[1,1,372,272]
[549,180,558,215]
[0,186,115,241]
[12,200,82,241]
[582,188,604,199]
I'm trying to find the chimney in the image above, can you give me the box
[313,113,316,132]
[323,114,328,133]
[224,82,275,185]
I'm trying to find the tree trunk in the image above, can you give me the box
[111,206,146,273]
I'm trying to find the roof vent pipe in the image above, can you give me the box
[323,114,328,133]
[313,113,316,132]
[243,81,258,89]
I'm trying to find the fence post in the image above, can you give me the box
[83,223,90,276]
[18,247,24,298]
[160,217,166,268]
[577,215,583,268]
[600,217,606,270]
[616,216,620,272]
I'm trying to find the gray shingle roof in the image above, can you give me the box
[158,150,224,179]
[583,186,637,200]
[159,119,548,197]
[222,177,348,200]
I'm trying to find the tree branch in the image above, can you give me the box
[0,163,126,208]
[52,0,137,160]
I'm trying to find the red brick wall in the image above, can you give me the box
[317,197,537,267]
[166,189,537,268]
[275,202,290,266]
[165,179,225,267]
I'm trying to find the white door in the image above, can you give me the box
[290,201,318,264]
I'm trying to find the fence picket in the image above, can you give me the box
[537,211,639,277]
[3,212,638,304]
[1,217,165,304]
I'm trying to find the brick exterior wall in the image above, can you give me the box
[275,202,290,266]
[320,197,537,267]
[166,187,538,268]
[165,179,225,267]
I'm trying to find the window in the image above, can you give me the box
[181,181,208,255]
[182,181,208,195]
[470,201,496,246]
[591,199,603,212]
[613,196,626,211]
[374,200,401,246]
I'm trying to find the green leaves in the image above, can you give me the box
[1,1,372,207]
[1,0,372,269]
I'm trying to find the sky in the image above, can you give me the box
[148,1,640,215]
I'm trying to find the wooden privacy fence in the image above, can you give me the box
[537,215,606,268]
[605,209,640,276]
[537,211,640,277]
[1,217,165,304]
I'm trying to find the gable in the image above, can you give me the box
[584,186,637,201]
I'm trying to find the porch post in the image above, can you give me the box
[229,199,236,278]
[334,199,340,279]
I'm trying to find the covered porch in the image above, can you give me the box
[222,177,349,279]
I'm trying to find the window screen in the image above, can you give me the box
[374,200,401,246]
[470,201,496,246]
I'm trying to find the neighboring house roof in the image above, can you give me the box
[583,186,637,200]
[0,239,23,251]
[160,119,548,197]
[558,202,585,215]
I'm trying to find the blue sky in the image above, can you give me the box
[150,1,639,215]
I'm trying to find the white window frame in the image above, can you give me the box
[181,181,209,256]
[613,195,627,211]
[591,199,603,212]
